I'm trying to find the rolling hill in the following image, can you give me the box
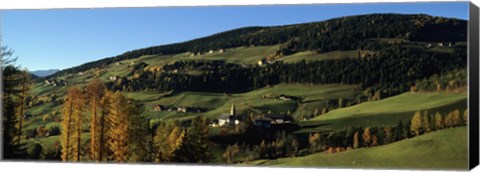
[298,92,467,132]
[248,127,468,170]
[14,13,468,168]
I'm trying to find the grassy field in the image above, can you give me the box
[248,127,468,170]
[279,50,359,63]
[299,92,467,132]
[182,45,280,65]
[137,84,360,120]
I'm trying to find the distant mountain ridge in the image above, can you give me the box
[31,69,60,77]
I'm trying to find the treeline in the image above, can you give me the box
[2,46,32,159]
[304,108,468,157]
[50,14,466,78]
[109,45,466,98]
[410,109,468,136]
[412,68,467,92]
[223,131,299,163]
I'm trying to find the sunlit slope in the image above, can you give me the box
[300,92,467,132]
[249,127,468,170]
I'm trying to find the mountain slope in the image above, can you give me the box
[49,13,467,78]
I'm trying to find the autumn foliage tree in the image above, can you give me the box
[434,112,443,130]
[362,127,372,147]
[308,133,322,153]
[106,91,131,162]
[85,79,106,162]
[353,131,360,149]
[60,87,84,162]
[410,111,423,136]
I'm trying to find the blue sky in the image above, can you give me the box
[0,2,469,71]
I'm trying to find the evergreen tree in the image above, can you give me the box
[180,117,214,163]
[16,69,31,147]
[126,99,148,162]
[394,120,405,141]
[1,46,26,159]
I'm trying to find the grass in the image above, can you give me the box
[280,50,359,63]
[247,127,468,170]
[299,92,467,132]
[136,84,359,121]
[181,45,280,65]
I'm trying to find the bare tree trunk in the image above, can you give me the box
[17,72,27,146]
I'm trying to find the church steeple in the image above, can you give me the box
[230,103,236,116]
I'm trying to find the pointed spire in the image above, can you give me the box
[230,103,236,116]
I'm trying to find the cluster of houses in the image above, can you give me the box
[426,42,456,48]
[189,49,225,57]
[152,105,207,113]
[44,79,67,87]
[263,94,298,101]
[209,104,292,128]
[109,75,119,81]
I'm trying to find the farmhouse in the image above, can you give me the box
[265,114,292,124]
[257,59,265,66]
[279,94,292,101]
[153,105,165,112]
[177,107,188,113]
[109,76,118,81]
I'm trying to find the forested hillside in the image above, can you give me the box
[50,14,466,78]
